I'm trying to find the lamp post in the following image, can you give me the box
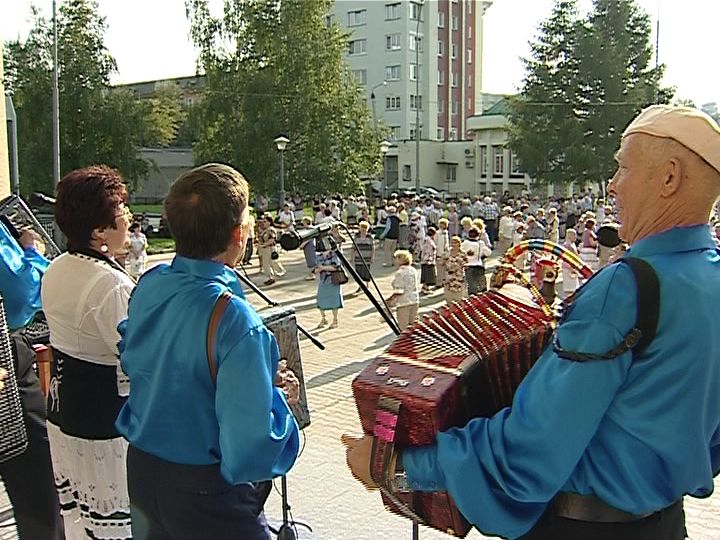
[414,0,424,191]
[370,81,387,136]
[274,135,289,208]
[52,0,60,187]
[380,140,390,197]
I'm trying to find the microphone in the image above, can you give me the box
[279,221,334,251]
[597,223,621,248]
[29,192,56,207]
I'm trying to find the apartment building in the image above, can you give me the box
[332,0,493,142]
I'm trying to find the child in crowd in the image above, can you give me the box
[461,227,491,296]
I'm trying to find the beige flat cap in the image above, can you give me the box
[623,105,720,174]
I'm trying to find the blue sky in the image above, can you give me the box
[3,0,716,105]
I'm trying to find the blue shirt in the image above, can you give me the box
[404,225,720,539]
[0,220,50,329]
[116,256,299,485]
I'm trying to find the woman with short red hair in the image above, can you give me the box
[42,165,134,540]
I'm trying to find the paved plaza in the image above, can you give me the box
[1,243,719,539]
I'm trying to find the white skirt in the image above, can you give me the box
[46,422,132,539]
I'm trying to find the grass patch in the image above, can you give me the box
[147,237,175,255]
[130,204,163,215]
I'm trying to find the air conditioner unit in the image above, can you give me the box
[465,160,475,168]
[464,148,475,157]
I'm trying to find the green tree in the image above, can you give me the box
[186,0,382,198]
[4,0,183,195]
[507,1,584,187]
[508,0,672,192]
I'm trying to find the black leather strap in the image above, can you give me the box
[554,257,659,361]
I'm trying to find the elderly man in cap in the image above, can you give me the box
[343,105,720,540]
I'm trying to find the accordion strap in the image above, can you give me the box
[554,257,659,362]
[206,291,232,386]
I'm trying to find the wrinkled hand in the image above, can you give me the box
[341,433,379,491]
[0,368,7,391]
[275,360,300,405]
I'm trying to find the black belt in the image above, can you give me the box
[553,493,678,523]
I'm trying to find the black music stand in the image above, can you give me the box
[233,269,315,540]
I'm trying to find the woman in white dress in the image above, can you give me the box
[41,165,134,540]
[126,222,148,278]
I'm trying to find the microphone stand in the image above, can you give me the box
[232,268,325,351]
[321,232,401,336]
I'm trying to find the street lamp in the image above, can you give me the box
[414,0,424,191]
[370,81,387,136]
[274,135,289,207]
[380,140,391,196]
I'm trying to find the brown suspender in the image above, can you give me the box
[206,291,232,385]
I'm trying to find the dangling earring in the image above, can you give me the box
[100,243,109,253]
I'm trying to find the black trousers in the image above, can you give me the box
[127,445,271,540]
[521,500,686,540]
[0,418,65,540]
[243,237,254,265]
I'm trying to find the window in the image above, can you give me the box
[438,98,444,112]
[385,65,401,81]
[446,165,457,183]
[468,74,472,87]
[449,128,457,140]
[403,164,412,181]
[451,43,457,59]
[437,40,444,56]
[386,33,401,50]
[352,69,367,85]
[438,12,445,27]
[385,96,401,110]
[438,70,444,85]
[452,16,458,30]
[409,33,423,52]
[467,49,472,63]
[468,97,473,110]
[451,72,458,87]
[493,145,505,176]
[348,39,367,55]
[468,1,473,14]
[410,63,418,81]
[510,150,522,175]
[390,126,401,141]
[325,14,335,27]
[479,146,488,175]
[437,127,444,139]
[451,101,458,115]
[410,1,423,20]
[347,9,367,26]
[410,95,423,110]
[385,3,401,20]
[410,128,417,140]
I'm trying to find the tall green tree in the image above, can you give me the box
[507,1,584,187]
[186,0,382,197]
[4,0,183,195]
[508,0,672,192]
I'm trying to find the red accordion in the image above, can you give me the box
[352,289,555,537]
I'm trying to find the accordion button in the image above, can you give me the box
[375,365,390,376]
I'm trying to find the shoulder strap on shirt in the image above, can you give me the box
[553,256,660,361]
[206,291,232,386]
[618,257,659,357]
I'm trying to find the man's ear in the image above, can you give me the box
[659,157,683,198]
[232,223,246,246]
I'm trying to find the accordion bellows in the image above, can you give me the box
[352,289,554,537]
[0,296,29,463]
